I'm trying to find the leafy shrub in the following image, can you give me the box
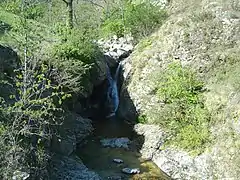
[101,1,167,41]
[101,19,126,38]
[0,7,69,178]
[124,2,167,40]
[52,26,101,96]
[156,62,210,154]
[0,63,70,179]
[157,63,204,104]
[137,114,147,123]
[1,0,47,20]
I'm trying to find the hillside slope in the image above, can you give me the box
[119,0,240,179]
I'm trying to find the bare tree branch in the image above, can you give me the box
[83,0,104,9]
[62,0,68,5]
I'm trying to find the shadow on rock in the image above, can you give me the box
[0,21,11,35]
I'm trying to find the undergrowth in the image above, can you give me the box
[100,0,167,42]
[153,62,211,154]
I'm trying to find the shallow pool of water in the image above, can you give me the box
[77,119,170,180]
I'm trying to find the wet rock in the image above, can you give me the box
[134,124,166,159]
[51,135,76,156]
[121,168,140,174]
[93,57,108,86]
[113,158,124,163]
[100,137,130,149]
[105,51,119,61]
[117,58,137,122]
[50,155,102,180]
[104,54,118,69]
[134,124,212,179]
[107,175,125,180]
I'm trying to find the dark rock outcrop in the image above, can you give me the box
[0,45,19,75]
[0,45,19,100]
[50,155,101,180]
[51,113,93,156]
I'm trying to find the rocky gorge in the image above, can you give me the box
[1,0,240,179]
[48,35,171,180]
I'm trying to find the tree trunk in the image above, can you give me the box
[67,0,74,29]
[62,0,74,29]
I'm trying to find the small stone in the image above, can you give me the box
[117,49,128,58]
[125,35,133,42]
[107,51,119,60]
[12,171,29,180]
[113,35,118,40]
[123,44,134,52]
[113,43,122,50]
[108,175,124,180]
[113,158,124,163]
[121,168,140,174]
[100,138,130,149]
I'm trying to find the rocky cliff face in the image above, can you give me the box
[119,0,240,179]
[120,0,240,122]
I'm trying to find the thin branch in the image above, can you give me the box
[83,0,104,9]
[62,0,68,5]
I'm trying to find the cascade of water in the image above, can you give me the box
[106,63,121,118]
[114,63,121,81]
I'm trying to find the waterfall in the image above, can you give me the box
[106,63,121,118]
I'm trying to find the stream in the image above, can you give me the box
[77,119,170,180]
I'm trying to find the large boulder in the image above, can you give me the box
[92,56,108,86]
[50,155,102,180]
[51,113,93,156]
[117,58,137,122]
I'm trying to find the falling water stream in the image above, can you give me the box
[77,62,170,179]
[106,63,121,118]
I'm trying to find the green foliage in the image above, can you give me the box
[0,124,5,136]
[137,114,147,123]
[52,25,100,95]
[101,19,126,37]
[158,63,204,104]
[1,0,47,20]
[176,123,209,151]
[156,62,210,154]
[0,2,70,178]
[0,0,22,15]
[101,1,167,41]
[124,2,167,40]
[54,25,99,62]
[0,63,69,178]
[136,36,154,52]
